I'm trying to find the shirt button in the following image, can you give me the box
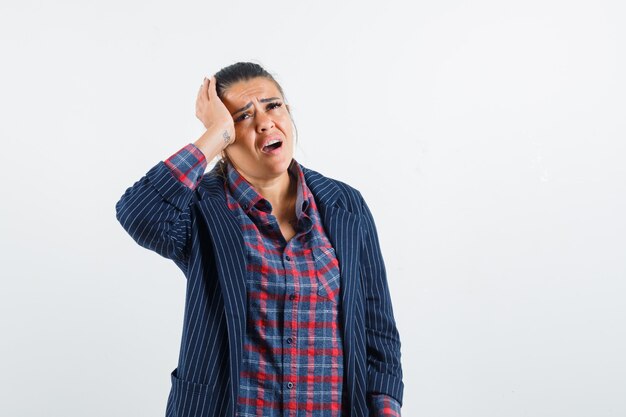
[286,337,293,344]
[289,294,297,300]
[287,382,294,389]
[285,255,291,261]
[242,203,248,210]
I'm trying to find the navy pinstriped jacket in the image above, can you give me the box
[115,158,404,417]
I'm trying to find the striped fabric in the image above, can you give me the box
[115,144,404,417]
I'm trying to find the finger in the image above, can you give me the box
[208,75,217,98]
[205,77,213,99]
[196,91,204,111]
[197,78,208,102]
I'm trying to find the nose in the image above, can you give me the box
[255,109,275,133]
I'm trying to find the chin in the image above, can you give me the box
[266,158,292,174]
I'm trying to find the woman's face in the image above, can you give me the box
[221,77,294,182]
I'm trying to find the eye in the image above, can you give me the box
[234,112,251,123]
[234,102,283,123]
[267,102,283,110]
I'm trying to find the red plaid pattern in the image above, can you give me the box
[163,143,207,189]
[369,394,402,417]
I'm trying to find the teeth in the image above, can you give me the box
[265,139,280,147]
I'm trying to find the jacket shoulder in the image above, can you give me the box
[301,164,365,214]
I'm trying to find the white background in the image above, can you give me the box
[1,0,625,416]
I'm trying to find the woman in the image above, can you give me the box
[115,62,403,417]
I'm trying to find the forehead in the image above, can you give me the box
[222,77,282,104]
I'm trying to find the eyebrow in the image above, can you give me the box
[232,97,281,115]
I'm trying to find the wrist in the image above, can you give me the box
[194,127,232,161]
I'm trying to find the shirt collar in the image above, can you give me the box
[224,158,312,218]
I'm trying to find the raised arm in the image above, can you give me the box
[115,76,235,273]
[114,139,212,271]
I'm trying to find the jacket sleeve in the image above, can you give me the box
[357,191,404,407]
[115,146,207,272]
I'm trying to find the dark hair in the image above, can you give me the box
[213,62,299,174]
[215,62,286,104]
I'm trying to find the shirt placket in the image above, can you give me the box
[281,242,300,417]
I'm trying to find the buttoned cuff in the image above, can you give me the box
[369,393,402,416]
[163,143,207,190]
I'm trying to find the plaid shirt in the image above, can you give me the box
[165,144,401,417]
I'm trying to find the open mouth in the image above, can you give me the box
[262,140,283,153]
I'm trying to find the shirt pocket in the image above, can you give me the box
[313,246,341,304]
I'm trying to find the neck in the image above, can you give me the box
[235,163,297,217]
[254,170,294,212]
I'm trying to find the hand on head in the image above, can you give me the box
[196,75,236,150]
